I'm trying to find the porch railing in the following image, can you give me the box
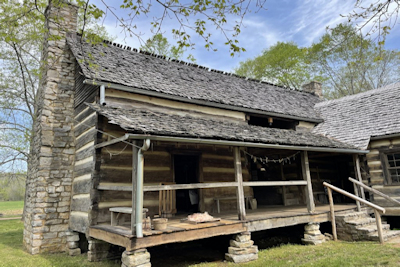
[323,182,386,244]
[348,177,400,211]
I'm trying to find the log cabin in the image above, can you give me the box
[24,1,400,266]
[314,82,400,214]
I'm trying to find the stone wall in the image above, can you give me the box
[23,0,78,254]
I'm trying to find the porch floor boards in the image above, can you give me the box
[89,204,357,250]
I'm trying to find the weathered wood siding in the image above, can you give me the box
[368,138,400,207]
[70,66,98,233]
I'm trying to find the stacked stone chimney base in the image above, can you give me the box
[225,232,258,263]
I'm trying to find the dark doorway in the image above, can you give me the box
[174,155,199,213]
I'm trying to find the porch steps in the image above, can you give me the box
[336,211,400,242]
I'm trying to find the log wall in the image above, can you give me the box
[70,73,98,233]
[367,137,400,207]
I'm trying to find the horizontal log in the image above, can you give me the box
[76,127,97,150]
[144,182,239,191]
[242,181,307,187]
[75,113,97,137]
[98,182,132,191]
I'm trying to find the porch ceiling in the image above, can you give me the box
[87,103,365,153]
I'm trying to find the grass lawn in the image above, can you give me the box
[0,220,119,267]
[1,218,400,266]
[0,201,24,217]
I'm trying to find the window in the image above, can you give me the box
[386,153,400,184]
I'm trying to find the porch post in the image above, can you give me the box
[233,147,246,220]
[131,141,138,235]
[301,151,315,213]
[353,154,365,200]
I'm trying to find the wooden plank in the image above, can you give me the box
[143,182,239,191]
[242,181,307,186]
[234,147,246,220]
[130,223,245,250]
[89,226,132,248]
[301,151,315,213]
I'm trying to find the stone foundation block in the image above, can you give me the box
[121,249,151,267]
[229,239,254,248]
[234,232,251,242]
[228,245,258,255]
[302,223,326,245]
[305,223,320,231]
[225,253,258,263]
[68,248,81,256]
[88,238,112,262]
[68,241,78,249]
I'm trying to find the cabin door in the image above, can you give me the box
[174,155,199,213]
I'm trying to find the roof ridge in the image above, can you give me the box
[95,34,312,95]
[316,82,400,107]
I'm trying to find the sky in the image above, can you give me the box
[94,0,400,72]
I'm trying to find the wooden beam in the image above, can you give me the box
[94,135,129,149]
[130,223,245,251]
[242,181,307,187]
[353,155,366,200]
[234,147,246,220]
[301,151,315,213]
[143,182,239,191]
[131,141,138,235]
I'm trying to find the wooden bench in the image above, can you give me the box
[109,207,149,227]
[213,196,253,213]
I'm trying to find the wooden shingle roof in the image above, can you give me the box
[313,83,400,149]
[87,103,358,150]
[67,35,322,122]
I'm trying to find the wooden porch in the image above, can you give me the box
[89,204,357,251]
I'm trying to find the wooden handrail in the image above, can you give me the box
[349,177,400,206]
[323,182,386,244]
[323,182,385,213]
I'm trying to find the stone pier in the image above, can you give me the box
[121,249,151,267]
[301,223,327,245]
[225,232,258,263]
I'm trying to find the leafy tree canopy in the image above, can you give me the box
[234,23,400,99]
[140,33,196,62]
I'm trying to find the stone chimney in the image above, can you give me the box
[302,81,323,99]
[23,0,78,254]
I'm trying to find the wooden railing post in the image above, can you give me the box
[374,209,384,244]
[327,187,337,241]
[233,147,246,220]
[353,182,361,212]
[131,141,138,235]
[301,151,315,213]
[353,155,365,200]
